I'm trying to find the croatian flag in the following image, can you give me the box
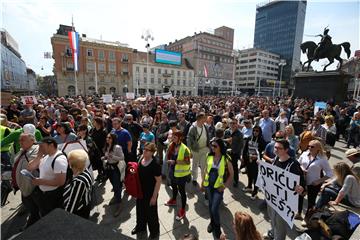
[68,31,79,72]
[204,64,208,78]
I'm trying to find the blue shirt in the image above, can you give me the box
[241,127,253,139]
[259,118,276,143]
[111,128,132,155]
[139,131,155,150]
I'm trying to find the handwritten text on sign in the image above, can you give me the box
[256,161,300,228]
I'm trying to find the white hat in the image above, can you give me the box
[23,124,36,136]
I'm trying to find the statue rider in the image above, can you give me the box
[313,27,332,60]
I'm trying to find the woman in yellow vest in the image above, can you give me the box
[164,130,191,221]
[201,138,234,239]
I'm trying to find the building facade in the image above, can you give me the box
[52,25,133,96]
[254,0,306,90]
[167,26,235,96]
[133,51,195,96]
[341,52,360,96]
[1,29,28,93]
[235,48,280,95]
[26,68,37,94]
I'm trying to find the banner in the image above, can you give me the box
[102,94,113,103]
[314,101,327,115]
[21,96,37,105]
[126,92,135,100]
[256,161,300,228]
[155,92,173,99]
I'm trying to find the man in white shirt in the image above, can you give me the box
[28,137,68,216]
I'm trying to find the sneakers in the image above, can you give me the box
[165,199,177,206]
[250,194,258,200]
[207,223,213,233]
[176,208,186,220]
[262,230,274,240]
[192,180,198,186]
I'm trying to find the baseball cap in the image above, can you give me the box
[23,124,36,136]
[345,148,360,158]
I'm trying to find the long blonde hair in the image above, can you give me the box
[333,162,359,185]
[308,140,326,158]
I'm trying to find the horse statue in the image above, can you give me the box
[300,41,351,71]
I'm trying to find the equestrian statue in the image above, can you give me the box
[300,27,351,71]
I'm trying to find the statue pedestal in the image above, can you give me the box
[293,70,352,104]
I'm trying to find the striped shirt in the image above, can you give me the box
[63,168,93,214]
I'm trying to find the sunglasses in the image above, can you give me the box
[274,146,284,150]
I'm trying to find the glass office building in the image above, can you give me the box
[254,0,307,90]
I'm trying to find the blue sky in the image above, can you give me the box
[1,0,359,76]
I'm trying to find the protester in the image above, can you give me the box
[111,118,132,163]
[263,139,305,240]
[102,133,125,217]
[285,124,299,152]
[259,109,276,145]
[27,137,68,216]
[53,122,77,145]
[63,149,93,218]
[345,148,360,177]
[188,112,210,186]
[165,130,191,220]
[315,162,360,209]
[14,133,40,228]
[323,115,337,147]
[297,140,333,221]
[201,138,234,239]
[132,143,161,239]
[242,125,266,199]
[139,124,155,153]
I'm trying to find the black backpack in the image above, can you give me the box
[51,153,73,186]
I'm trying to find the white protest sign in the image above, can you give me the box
[256,161,300,228]
[314,101,327,115]
[102,94,113,103]
[126,92,135,100]
[155,92,173,99]
[21,96,37,105]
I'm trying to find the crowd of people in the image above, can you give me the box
[1,94,360,239]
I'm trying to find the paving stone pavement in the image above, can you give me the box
[1,140,351,240]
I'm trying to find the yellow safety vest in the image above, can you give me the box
[174,143,191,178]
[0,125,11,152]
[203,155,227,188]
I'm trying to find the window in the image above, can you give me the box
[151,78,154,84]
[109,63,116,73]
[67,86,76,96]
[158,78,161,84]
[65,46,72,56]
[109,51,115,61]
[151,68,154,74]
[158,69,161,74]
[183,80,186,86]
[171,79,174,85]
[183,71,186,77]
[177,71,180,77]
[144,77,147,83]
[98,63,105,73]
[171,70,174,75]
[177,80,180,85]
[87,49,93,57]
[98,50,105,60]
[86,61,95,72]
[165,79,168,85]
[122,65,128,75]
[144,67,147,73]
[136,66,139,72]
[122,53,129,62]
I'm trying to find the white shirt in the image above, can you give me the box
[298,150,333,185]
[39,150,68,192]
[197,125,207,149]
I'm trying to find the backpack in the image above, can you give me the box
[124,160,143,199]
[51,153,73,186]
[299,131,315,152]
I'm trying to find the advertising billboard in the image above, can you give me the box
[155,49,182,66]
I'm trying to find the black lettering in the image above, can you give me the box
[286,206,292,217]
[284,189,288,201]
[273,183,283,195]
[278,172,286,187]
[270,194,277,207]
[278,199,285,211]
[260,165,266,175]
[266,167,274,180]
[286,178,296,191]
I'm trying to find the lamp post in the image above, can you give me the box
[278,59,286,97]
[141,30,154,96]
[231,50,239,96]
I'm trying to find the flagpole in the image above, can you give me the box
[71,16,78,96]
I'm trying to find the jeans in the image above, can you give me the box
[171,181,187,209]
[22,193,40,227]
[206,169,223,237]
[105,165,122,203]
[246,160,259,195]
[231,153,240,184]
[315,185,341,209]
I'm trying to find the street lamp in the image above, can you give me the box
[278,59,286,97]
[141,29,154,96]
[231,50,239,96]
